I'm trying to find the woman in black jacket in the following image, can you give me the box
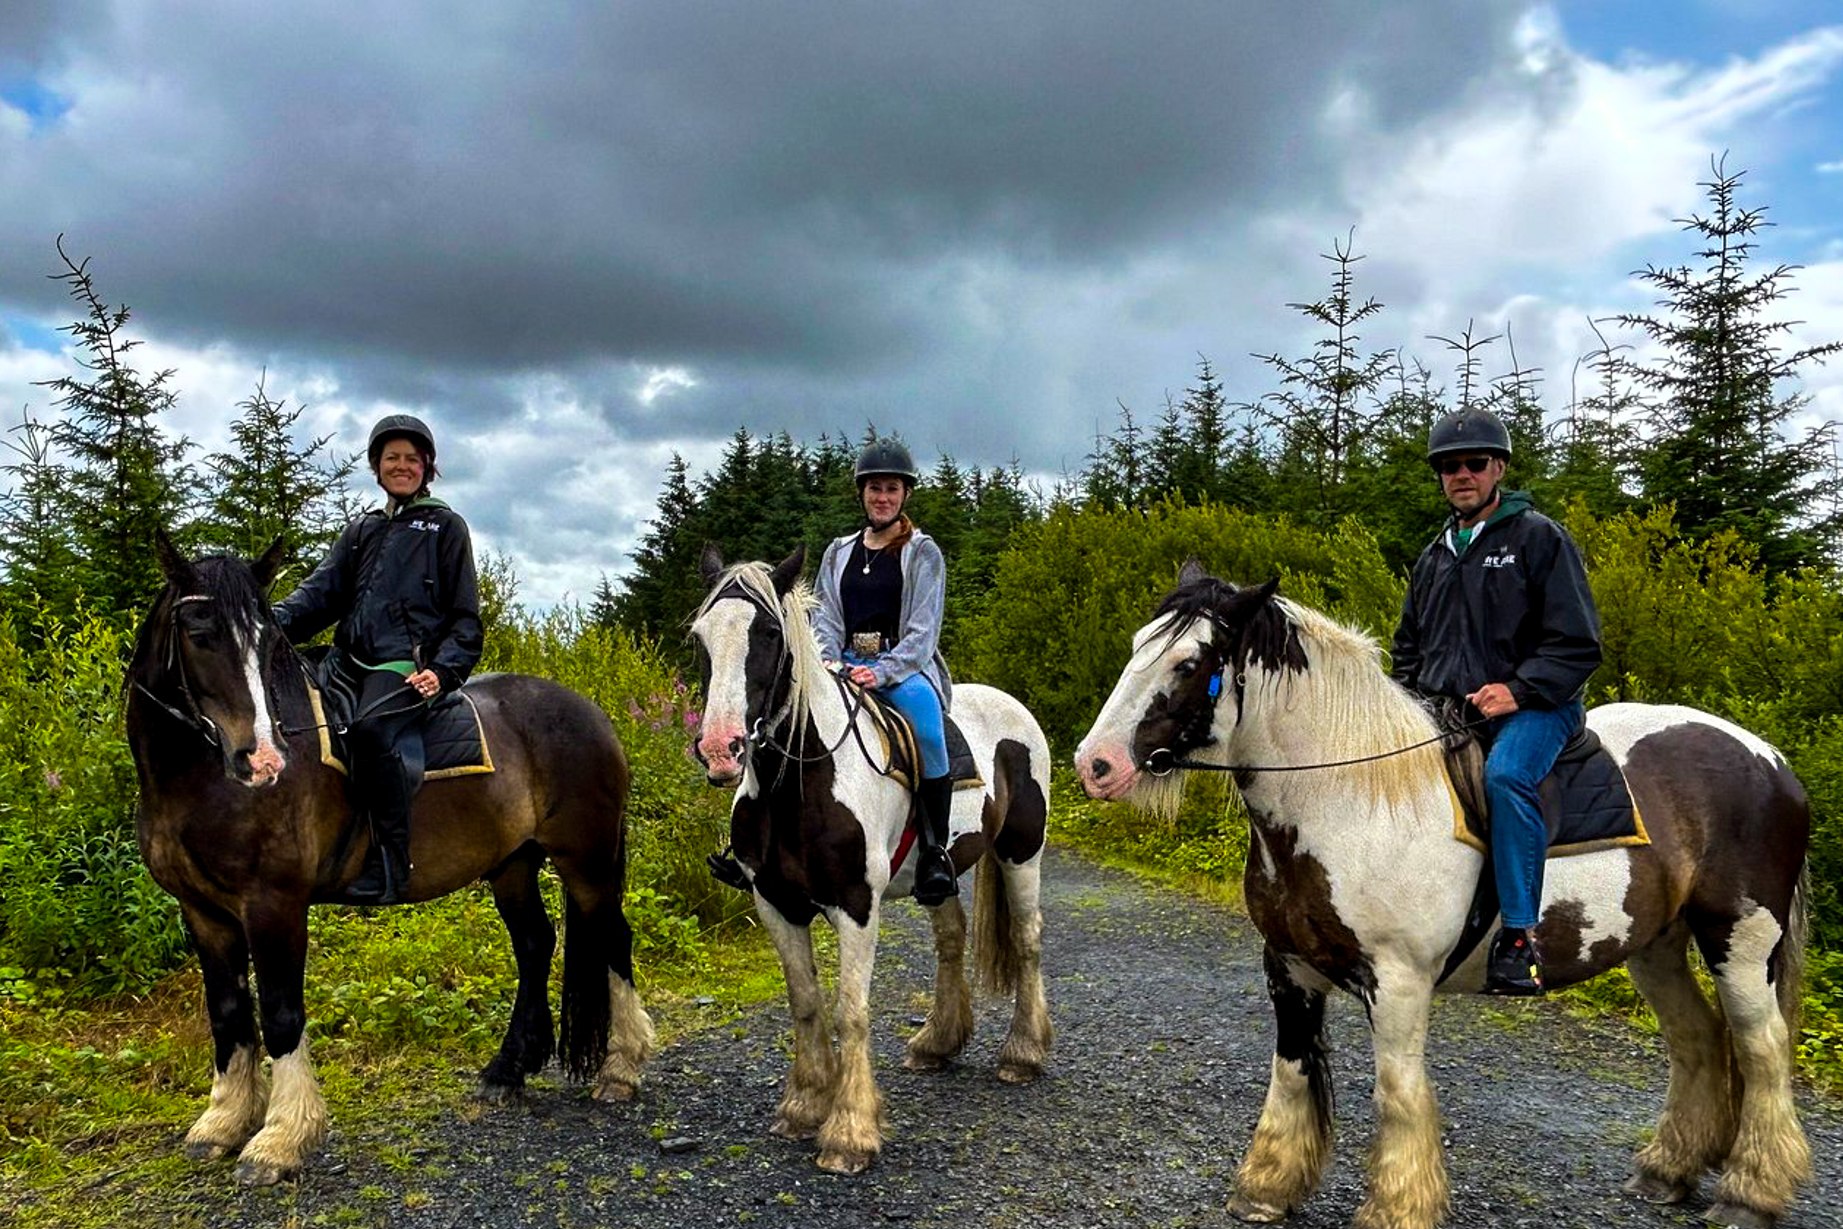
[275,414,483,903]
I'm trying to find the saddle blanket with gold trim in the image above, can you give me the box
[307,686,495,780]
[1448,728,1647,858]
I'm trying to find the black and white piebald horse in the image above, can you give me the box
[1076,565,1811,1229]
[690,545,1054,1174]
[130,536,653,1186]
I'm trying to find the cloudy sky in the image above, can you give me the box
[3,1,1842,606]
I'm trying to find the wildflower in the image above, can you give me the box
[43,769,62,792]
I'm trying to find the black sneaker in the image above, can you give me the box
[1484,927,1545,996]
[707,850,753,894]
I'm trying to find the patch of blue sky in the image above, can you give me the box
[1,316,66,355]
[0,78,73,131]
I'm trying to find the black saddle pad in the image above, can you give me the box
[859,689,982,790]
[306,661,494,779]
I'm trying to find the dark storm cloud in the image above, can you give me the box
[0,0,1534,414]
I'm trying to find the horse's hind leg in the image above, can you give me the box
[980,852,1052,1084]
[1698,906,1811,1227]
[552,854,653,1103]
[903,893,974,1072]
[236,902,328,1186]
[759,903,838,1139]
[477,849,555,1102]
[1623,922,1729,1204]
[1231,947,1335,1222]
[181,905,268,1161]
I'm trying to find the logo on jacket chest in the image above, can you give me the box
[1480,549,1517,569]
[406,520,441,534]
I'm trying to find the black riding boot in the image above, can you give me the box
[912,775,957,907]
[346,751,413,905]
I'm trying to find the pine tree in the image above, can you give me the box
[1613,158,1843,571]
[0,407,80,620]
[194,375,357,592]
[35,238,192,618]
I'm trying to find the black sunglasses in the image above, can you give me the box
[1435,456,1494,476]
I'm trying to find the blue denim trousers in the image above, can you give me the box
[845,653,948,778]
[1484,700,1585,930]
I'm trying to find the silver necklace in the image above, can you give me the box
[861,542,882,574]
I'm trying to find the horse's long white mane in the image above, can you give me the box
[696,561,827,749]
[1246,598,1445,806]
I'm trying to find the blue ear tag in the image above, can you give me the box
[1207,671,1222,699]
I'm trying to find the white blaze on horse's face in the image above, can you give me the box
[1076,613,1216,802]
[690,596,758,786]
[238,624,286,788]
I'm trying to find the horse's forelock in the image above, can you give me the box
[191,555,269,643]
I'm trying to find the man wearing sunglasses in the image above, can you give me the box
[1389,407,1603,995]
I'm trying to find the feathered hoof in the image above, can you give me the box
[816,1144,876,1174]
[1704,1202,1776,1229]
[1624,1170,1693,1204]
[1227,1191,1292,1223]
[472,1079,525,1105]
[591,1074,641,1102]
[233,1156,296,1187]
[902,1052,948,1072]
[183,1139,232,1162]
[995,1060,1041,1085]
[770,1114,820,1141]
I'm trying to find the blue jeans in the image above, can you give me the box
[1485,701,1584,930]
[845,654,948,778]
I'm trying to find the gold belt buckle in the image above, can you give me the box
[850,632,882,657]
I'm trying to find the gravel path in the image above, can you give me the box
[142,846,1842,1229]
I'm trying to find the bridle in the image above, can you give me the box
[133,594,226,748]
[1136,626,1488,778]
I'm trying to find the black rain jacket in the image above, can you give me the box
[1389,490,1602,710]
[274,497,483,693]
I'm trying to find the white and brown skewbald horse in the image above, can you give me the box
[690,545,1054,1174]
[1076,564,1811,1229]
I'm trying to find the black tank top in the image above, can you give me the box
[841,537,904,652]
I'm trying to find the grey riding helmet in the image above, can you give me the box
[1426,408,1510,468]
[368,414,436,471]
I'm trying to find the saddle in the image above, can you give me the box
[854,685,983,793]
[1426,698,1648,986]
[304,655,495,780]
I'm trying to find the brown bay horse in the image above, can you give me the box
[130,536,653,1185]
[1076,567,1811,1229]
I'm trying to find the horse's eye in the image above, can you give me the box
[1174,659,1198,679]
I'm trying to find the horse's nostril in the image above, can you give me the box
[728,737,746,759]
[1091,757,1113,780]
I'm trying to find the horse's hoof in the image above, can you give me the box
[591,1077,639,1103]
[1227,1192,1290,1223]
[816,1146,875,1174]
[995,1061,1040,1085]
[1623,1171,1692,1204]
[902,1053,948,1072]
[473,1080,524,1105]
[233,1158,295,1187]
[771,1115,819,1141]
[183,1139,231,1162]
[1704,1203,1775,1229]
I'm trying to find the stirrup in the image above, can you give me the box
[912,847,957,907]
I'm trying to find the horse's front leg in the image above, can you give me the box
[234,901,328,1186]
[180,905,268,1161]
[1231,947,1334,1221]
[817,902,887,1173]
[757,902,837,1140]
[1355,968,1448,1229]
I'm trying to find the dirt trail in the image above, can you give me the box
[104,846,1843,1228]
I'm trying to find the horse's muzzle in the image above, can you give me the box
[1075,741,1138,801]
[232,741,286,788]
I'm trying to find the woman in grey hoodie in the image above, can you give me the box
[812,437,958,906]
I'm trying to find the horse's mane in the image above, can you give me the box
[695,561,825,752]
[1258,597,1444,804]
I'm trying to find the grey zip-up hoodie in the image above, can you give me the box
[812,526,953,708]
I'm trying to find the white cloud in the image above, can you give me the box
[635,365,698,407]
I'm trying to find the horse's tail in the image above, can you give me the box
[1775,860,1809,1060]
[559,891,613,1082]
[970,850,1021,995]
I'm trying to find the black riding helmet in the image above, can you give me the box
[854,437,920,489]
[367,414,438,476]
[1426,408,1511,468]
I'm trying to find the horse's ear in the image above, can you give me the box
[155,528,192,585]
[698,543,726,585]
[1177,557,1209,588]
[770,543,807,596]
[1255,577,1280,601]
[251,537,288,591]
